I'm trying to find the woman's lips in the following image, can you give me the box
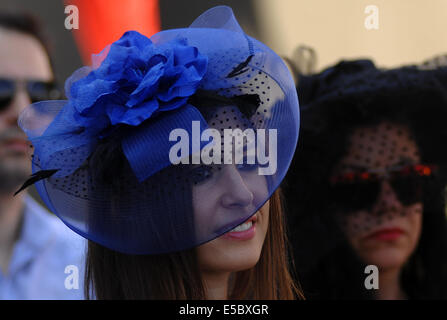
[1,139,30,153]
[364,227,404,241]
[222,215,257,241]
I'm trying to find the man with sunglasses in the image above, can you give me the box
[0,13,84,299]
[284,59,447,299]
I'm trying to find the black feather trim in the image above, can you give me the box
[231,94,261,119]
[14,169,59,196]
[226,55,254,78]
[189,90,260,119]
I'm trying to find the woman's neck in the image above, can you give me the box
[377,267,407,300]
[201,271,231,300]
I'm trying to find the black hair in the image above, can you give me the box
[283,62,447,299]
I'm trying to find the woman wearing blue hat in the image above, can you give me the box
[284,60,447,299]
[16,6,302,299]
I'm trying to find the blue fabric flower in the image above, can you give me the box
[24,31,209,181]
[69,31,208,130]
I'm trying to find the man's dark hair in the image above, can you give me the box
[0,12,54,74]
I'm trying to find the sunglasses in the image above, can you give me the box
[0,78,61,111]
[329,163,438,212]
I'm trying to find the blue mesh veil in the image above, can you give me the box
[17,6,300,254]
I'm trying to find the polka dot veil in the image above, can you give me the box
[17,6,300,254]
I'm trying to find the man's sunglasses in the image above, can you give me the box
[0,78,62,111]
[329,164,438,212]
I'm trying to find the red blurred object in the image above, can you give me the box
[66,0,160,64]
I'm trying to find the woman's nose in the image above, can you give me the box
[373,180,403,214]
[220,165,254,208]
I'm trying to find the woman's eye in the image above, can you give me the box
[191,165,214,184]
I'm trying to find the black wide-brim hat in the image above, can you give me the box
[298,59,447,109]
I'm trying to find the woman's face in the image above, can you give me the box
[196,196,269,274]
[193,105,270,274]
[333,122,423,270]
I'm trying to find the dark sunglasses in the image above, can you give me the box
[0,78,62,111]
[329,164,438,212]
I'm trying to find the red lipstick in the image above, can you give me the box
[366,228,404,241]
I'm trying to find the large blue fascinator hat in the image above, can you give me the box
[16,6,300,254]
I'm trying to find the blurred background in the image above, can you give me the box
[0,0,259,83]
[2,0,445,300]
[1,0,446,83]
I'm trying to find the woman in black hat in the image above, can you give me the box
[284,60,447,299]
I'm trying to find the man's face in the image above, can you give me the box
[0,27,53,193]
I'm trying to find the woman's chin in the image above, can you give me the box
[224,249,263,272]
[361,247,410,271]
[198,237,264,273]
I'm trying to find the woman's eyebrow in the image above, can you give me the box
[389,157,417,169]
[339,163,369,171]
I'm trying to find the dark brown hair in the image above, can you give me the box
[85,189,303,299]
